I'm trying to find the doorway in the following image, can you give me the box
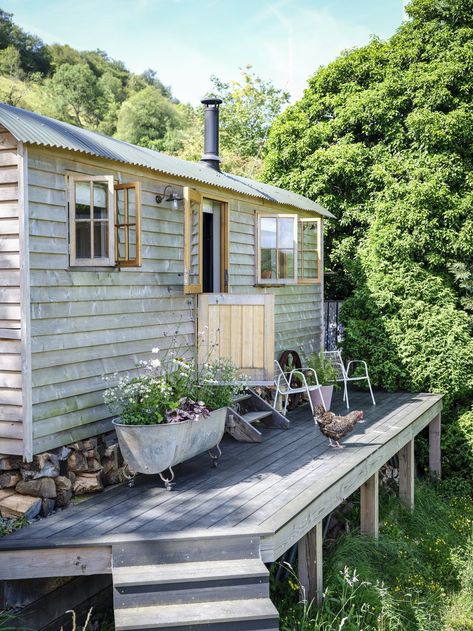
[202,198,227,293]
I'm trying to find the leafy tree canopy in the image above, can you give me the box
[263,0,473,432]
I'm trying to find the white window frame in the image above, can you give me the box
[256,213,298,285]
[69,174,115,267]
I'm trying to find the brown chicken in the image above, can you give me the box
[313,405,364,448]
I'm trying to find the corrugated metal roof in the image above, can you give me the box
[0,102,333,218]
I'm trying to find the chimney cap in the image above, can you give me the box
[201,97,223,106]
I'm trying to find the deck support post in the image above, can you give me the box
[429,413,441,479]
[298,521,323,606]
[360,471,379,537]
[398,439,415,511]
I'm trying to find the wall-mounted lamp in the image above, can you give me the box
[155,185,183,210]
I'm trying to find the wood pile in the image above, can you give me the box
[0,431,125,521]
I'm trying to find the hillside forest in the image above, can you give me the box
[1,1,473,628]
[0,8,288,179]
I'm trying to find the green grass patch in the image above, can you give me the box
[274,479,473,630]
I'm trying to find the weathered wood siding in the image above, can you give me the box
[0,126,23,455]
[28,148,194,453]
[228,199,322,359]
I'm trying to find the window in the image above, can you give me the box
[298,218,321,283]
[69,175,141,267]
[115,183,141,267]
[183,187,228,294]
[257,214,297,284]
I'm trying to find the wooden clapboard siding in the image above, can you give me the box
[228,199,323,358]
[27,147,194,453]
[0,127,23,455]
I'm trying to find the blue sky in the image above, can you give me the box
[2,0,406,104]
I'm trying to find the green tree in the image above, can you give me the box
[115,86,182,148]
[263,0,473,450]
[0,9,50,75]
[0,44,21,77]
[209,66,289,168]
[48,63,105,127]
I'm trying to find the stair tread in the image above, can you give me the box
[241,411,273,423]
[114,558,268,587]
[231,393,252,403]
[115,598,279,629]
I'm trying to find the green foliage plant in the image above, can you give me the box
[306,352,338,386]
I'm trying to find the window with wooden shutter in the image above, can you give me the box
[298,218,321,283]
[183,187,203,294]
[256,213,298,284]
[115,182,141,267]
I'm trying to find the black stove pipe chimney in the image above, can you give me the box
[201,97,222,171]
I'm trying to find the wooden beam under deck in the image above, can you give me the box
[0,391,443,581]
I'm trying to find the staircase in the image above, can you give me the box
[112,534,279,631]
[226,388,290,443]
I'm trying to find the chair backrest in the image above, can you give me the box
[274,360,290,388]
[323,350,346,380]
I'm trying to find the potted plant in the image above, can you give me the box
[104,350,245,489]
[305,351,338,410]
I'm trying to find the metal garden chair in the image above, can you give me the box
[324,350,376,409]
[273,360,326,415]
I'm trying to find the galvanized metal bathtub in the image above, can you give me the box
[112,407,227,489]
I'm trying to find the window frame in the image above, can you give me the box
[298,217,322,284]
[256,212,298,285]
[68,174,115,267]
[115,182,142,268]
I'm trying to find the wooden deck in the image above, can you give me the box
[0,389,442,567]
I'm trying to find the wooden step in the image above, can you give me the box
[114,598,279,631]
[241,411,273,424]
[231,393,253,404]
[114,558,268,587]
[114,559,269,608]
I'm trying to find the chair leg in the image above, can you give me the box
[283,394,289,415]
[306,389,315,415]
[367,377,376,405]
[344,381,350,409]
[319,388,327,412]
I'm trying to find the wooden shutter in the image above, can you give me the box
[198,294,275,383]
[183,187,203,294]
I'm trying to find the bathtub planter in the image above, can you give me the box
[113,407,227,490]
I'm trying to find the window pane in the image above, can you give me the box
[303,251,318,279]
[278,218,294,249]
[76,221,91,258]
[75,181,90,219]
[302,221,318,249]
[116,188,125,225]
[117,226,126,259]
[261,248,276,279]
[127,188,136,222]
[94,221,108,258]
[261,217,276,248]
[279,249,295,279]
[93,182,108,219]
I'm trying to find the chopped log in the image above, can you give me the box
[0,471,21,488]
[40,498,56,518]
[67,471,76,484]
[0,488,15,501]
[73,472,103,495]
[55,476,72,508]
[66,441,84,451]
[16,478,57,499]
[103,466,126,487]
[0,456,22,471]
[0,494,41,519]
[87,458,102,472]
[67,451,88,473]
[20,453,59,480]
[82,437,98,450]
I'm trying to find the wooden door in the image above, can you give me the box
[198,294,275,383]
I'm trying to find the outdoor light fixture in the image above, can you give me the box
[155,185,183,209]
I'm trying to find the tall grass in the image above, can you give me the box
[274,479,473,630]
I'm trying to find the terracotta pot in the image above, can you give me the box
[309,385,334,411]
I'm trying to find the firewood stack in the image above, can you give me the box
[0,431,125,522]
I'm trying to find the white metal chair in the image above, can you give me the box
[273,360,326,415]
[324,350,376,409]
